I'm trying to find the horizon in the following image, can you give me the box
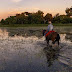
[0,0,72,20]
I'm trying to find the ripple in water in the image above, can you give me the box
[0,29,72,72]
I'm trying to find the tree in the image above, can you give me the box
[36,10,44,24]
[0,19,5,24]
[4,16,16,24]
[65,7,72,16]
[44,13,52,23]
[28,10,44,24]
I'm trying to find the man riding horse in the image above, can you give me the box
[43,21,60,46]
[44,21,53,35]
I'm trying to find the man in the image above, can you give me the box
[47,21,53,31]
[44,21,53,35]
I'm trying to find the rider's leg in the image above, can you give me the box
[44,30,49,36]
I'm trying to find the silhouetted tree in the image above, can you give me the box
[44,13,52,23]
[0,19,5,24]
[65,6,72,16]
[1,9,72,25]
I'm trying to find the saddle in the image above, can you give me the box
[45,30,55,37]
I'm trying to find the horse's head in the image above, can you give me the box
[42,29,46,36]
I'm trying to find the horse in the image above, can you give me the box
[43,30,60,46]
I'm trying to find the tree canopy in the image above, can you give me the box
[0,7,72,25]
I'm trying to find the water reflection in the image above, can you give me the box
[0,28,72,72]
[0,27,72,39]
[43,47,60,67]
[5,28,43,37]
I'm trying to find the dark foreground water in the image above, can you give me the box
[0,27,72,72]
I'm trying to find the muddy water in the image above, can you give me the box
[0,27,72,72]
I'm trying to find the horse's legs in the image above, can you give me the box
[47,40,49,45]
[57,34,60,46]
[52,39,55,44]
[47,40,49,46]
[52,39,60,46]
[58,40,59,46]
[46,37,49,46]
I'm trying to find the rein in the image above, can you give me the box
[45,30,55,37]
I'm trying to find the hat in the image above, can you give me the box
[48,21,51,24]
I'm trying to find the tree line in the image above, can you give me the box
[0,7,72,25]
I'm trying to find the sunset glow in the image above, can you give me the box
[0,0,72,20]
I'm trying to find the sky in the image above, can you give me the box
[0,0,72,20]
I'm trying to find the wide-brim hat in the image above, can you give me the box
[48,21,51,24]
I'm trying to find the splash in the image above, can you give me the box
[0,29,9,39]
[0,29,72,72]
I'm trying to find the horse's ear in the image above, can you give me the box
[43,29,46,31]
[42,29,46,36]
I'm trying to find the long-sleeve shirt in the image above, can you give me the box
[47,23,53,31]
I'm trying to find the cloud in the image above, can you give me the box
[11,0,22,3]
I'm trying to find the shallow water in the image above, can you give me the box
[0,28,72,72]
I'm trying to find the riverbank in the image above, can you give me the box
[0,23,72,27]
[0,27,72,36]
